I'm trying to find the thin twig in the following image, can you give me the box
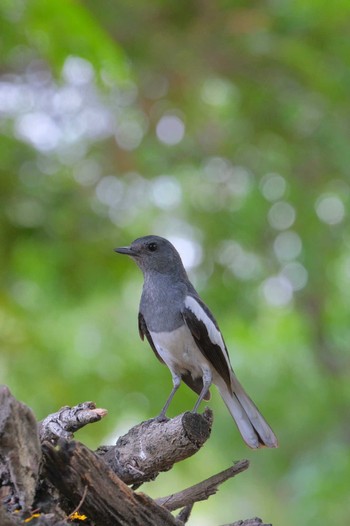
[156,460,249,511]
[68,484,88,518]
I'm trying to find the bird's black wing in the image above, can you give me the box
[182,294,232,391]
[138,312,165,364]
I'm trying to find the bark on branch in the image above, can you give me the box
[221,519,272,526]
[156,460,250,511]
[39,402,108,443]
[0,385,41,510]
[42,439,181,526]
[97,407,213,485]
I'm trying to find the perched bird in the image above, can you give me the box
[115,235,278,449]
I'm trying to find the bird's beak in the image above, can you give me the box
[114,246,137,256]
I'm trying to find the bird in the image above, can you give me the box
[115,235,278,449]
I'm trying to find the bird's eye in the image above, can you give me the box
[147,242,158,252]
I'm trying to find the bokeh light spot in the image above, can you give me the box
[268,201,296,230]
[53,86,83,114]
[281,262,308,291]
[62,56,94,85]
[273,231,302,262]
[168,237,202,270]
[156,114,185,145]
[150,176,182,209]
[96,175,124,207]
[200,77,237,107]
[261,173,287,201]
[15,112,61,151]
[217,241,261,281]
[74,159,101,186]
[315,194,345,225]
[262,276,293,307]
[116,120,144,150]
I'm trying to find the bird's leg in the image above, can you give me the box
[156,372,181,421]
[192,368,212,413]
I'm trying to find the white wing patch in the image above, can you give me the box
[184,295,232,370]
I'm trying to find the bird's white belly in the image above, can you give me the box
[150,324,207,378]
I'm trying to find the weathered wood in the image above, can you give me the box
[0,385,41,510]
[156,460,249,511]
[222,519,272,526]
[176,504,193,524]
[0,505,18,526]
[42,439,182,526]
[39,402,107,443]
[0,386,271,526]
[98,408,213,485]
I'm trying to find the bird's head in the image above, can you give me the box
[115,235,187,276]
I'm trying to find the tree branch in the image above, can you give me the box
[97,408,213,486]
[38,402,107,443]
[156,460,249,511]
[221,518,272,526]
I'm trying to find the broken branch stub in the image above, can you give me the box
[38,402,108,443]
[98,408,213,485]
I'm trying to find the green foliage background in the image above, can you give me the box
[1,1,349,524]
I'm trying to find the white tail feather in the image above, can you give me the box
[217,374,278,449]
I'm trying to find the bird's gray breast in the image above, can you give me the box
[140,274,186,332]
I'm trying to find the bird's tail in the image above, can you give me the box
[217,373,278,449]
